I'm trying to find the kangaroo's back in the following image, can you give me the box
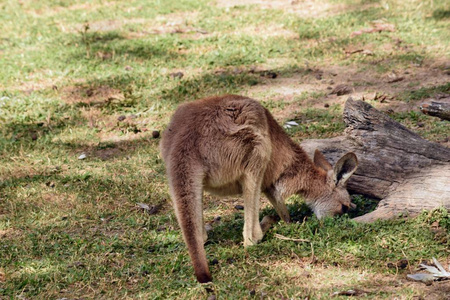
[161,95,272,184]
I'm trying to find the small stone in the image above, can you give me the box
[117,115,126,121]
[207,295,217,300]
[78,153,87,160]
[152,130,160,139]
[417,122,425,128]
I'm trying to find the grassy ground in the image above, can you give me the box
[1,0,449,299]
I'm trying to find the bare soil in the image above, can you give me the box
[245,60,450,120]
[216,0,380,19]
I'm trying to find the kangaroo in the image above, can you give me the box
[160,95,358,283]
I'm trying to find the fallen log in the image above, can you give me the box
[420,101,450,121]
[300,98,450,222]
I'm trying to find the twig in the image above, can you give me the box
[274,234,310,243]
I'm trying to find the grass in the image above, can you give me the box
[1,0,449,298]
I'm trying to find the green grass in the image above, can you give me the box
[1,0,449,298]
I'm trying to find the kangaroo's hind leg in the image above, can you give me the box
[168,163,212,283]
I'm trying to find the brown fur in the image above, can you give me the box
[160,95,358,283]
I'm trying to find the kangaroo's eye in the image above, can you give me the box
[341,204,349,213]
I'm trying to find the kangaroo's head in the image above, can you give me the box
[311,150,358,219]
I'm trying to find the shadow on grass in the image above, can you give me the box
[0,110,83,146]
[206,195,378,245]
[158,70,261,104]
[1,70,266,150]
[59,67,269,115]
[432,9,450,20]
[70,30,185,62]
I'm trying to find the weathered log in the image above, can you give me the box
[420,101,450,121]
[300,98,450,222]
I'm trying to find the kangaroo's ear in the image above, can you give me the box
[333,152,358,185]
[314,149,332,171]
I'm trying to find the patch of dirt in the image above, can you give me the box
[0,229,14,239]
[236,24,298,39]
[216,0,380,19]
[70,11,204,38]
[93,118,159,145]
[41,192,78,211]
[243,60,450,120]
[63,85,124,106]
[83,18,147,32]
[60,84,161,145]
[29,1,118,18]
[127,12,206,38]
[0,226,23,242]
[93,147,123,161]
[71,11,297,41]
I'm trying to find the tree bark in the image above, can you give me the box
[300,98,450,222]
